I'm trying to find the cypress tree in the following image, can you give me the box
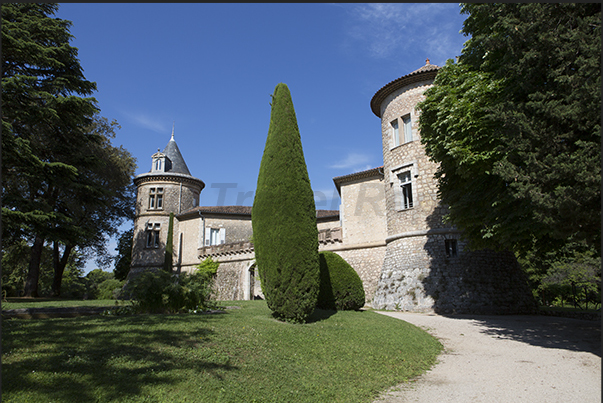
[252,83,320,323]
[163,213,174,272]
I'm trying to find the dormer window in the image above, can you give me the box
[151,150,168,173]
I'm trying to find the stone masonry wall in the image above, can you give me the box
[374,69,536,314]
[380,81,446,237]
[339,176,387,245]
[372,234,537,314]
[324,245,386,305]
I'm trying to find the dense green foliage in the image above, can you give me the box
[418,3,601,304]
[2,301,442,403]
[163,213,174,272]
[1,4,137,297]
[252,83,320,323]
[113,227,133,281]
[127,258,219,313]
[317,251,365,311]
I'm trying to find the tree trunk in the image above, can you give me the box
[23,236,45,297]
[51,242,74,297]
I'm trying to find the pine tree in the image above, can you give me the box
[252,83,320,323]
[2,4,136,296]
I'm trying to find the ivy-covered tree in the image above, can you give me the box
[252,83,320,323]
[418,4,601,261]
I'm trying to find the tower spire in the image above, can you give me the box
[171,122,175,141]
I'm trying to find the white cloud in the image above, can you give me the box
[330,152,372,169]
[329,152,375,174]
[122,111,169,134]
[343,3,464,61]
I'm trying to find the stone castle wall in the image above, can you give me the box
[373,234,536,314]
[380,81,445,236]
[322,243,386,304]
[373,67,536,314]
[339,175,387,245]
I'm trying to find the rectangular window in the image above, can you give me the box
[149,187,164,210]
[146,223,161,248]
[149,188,156,209]
[399,171,413,209]
[391,119,400,147]
[445,239,458,257]
[210,228,220,246]
[206,227,226,246]
[402,115,412,143]
[156,188,164,209]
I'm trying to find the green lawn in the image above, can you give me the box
[2,300,442,403]
[2,298,127,310]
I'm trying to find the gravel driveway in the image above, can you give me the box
[373,312,601,403]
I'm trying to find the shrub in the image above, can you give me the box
[317,251,365,311]
[252,83,320,323]
[97,278,124,300]
[128,258,219,313]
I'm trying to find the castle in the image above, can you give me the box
[130,61,536,314]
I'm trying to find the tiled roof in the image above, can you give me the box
[182,206,252,216]
[370,59,440,118]
[178,205,339,219]
[332,166,384,193]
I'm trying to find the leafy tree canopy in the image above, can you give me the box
[1,3,136,296]
[418,3,601,261]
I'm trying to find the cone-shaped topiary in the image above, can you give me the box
[163,212,174,272]
[317,251,365,311]
[252,83,320,323]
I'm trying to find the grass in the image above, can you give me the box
[2,300,442,403]
[2,298,129,310]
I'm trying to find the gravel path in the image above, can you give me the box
[373,312,601,403]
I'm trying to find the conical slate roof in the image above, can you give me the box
[162,136,192,175]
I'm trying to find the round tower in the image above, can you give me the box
[130,129,205,276]
[370,60,536,314]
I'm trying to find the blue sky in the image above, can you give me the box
[54,3,469,270]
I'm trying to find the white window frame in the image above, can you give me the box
[149,188,156,209]
[205,227,226,246]
[391,119,400,147]
[148,187,164,210]
[398,171,413,210]
[156,187,164,209]
[402,114,412,143]
[391,163,418,211]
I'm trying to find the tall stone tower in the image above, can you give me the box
[130,129,205,276]
[370,60,536,314]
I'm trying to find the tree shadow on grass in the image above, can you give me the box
[2,313,238,402]
[307,307,338,323]
[441,313,601,357]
